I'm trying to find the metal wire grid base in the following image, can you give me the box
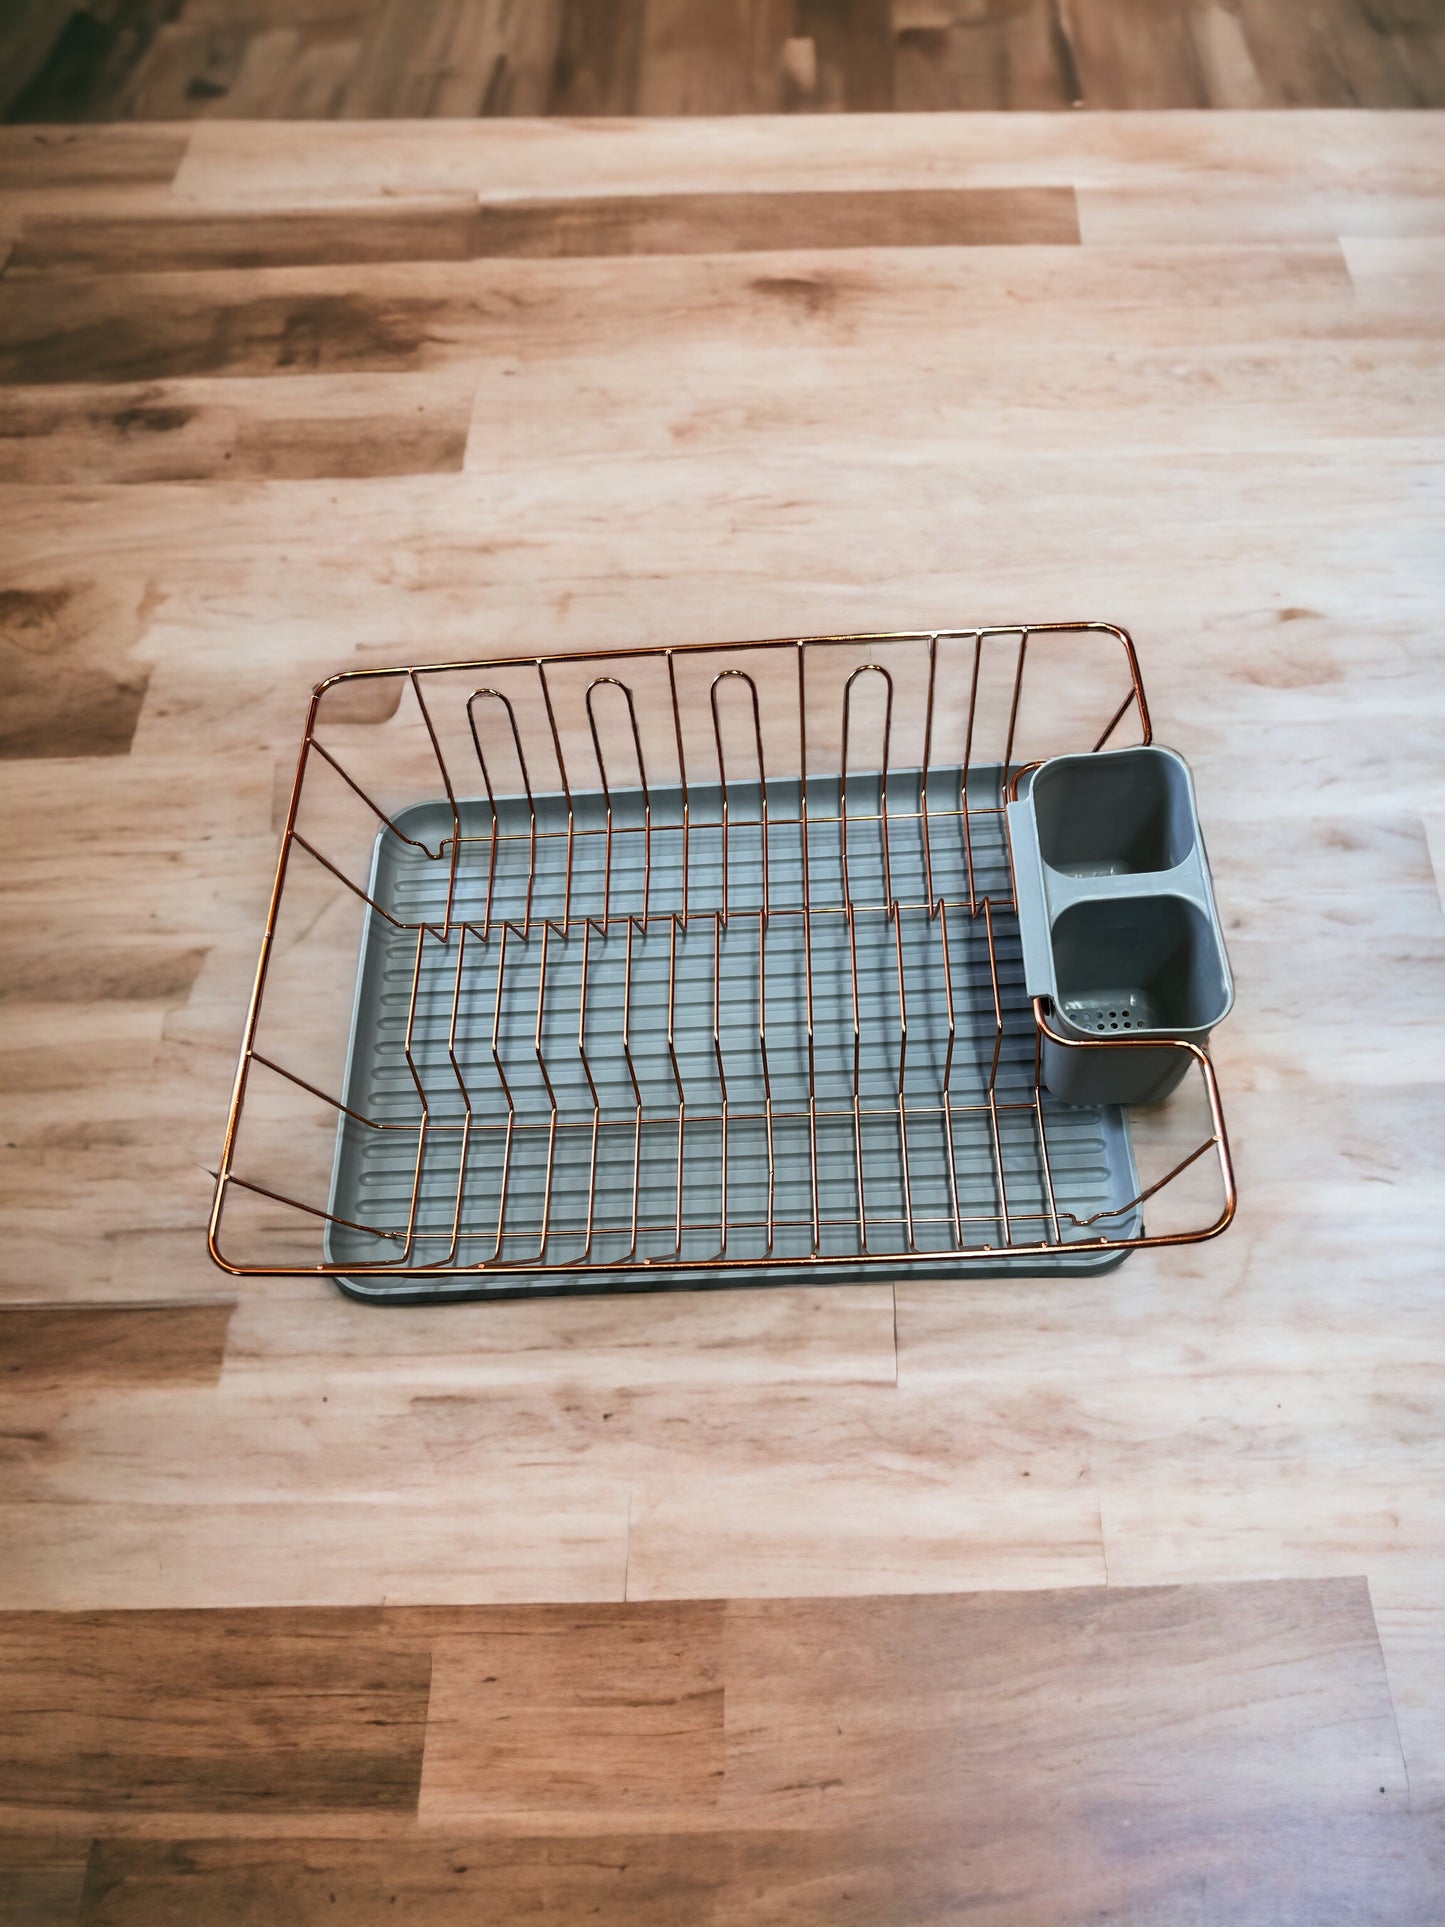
[209,626,1235,1293]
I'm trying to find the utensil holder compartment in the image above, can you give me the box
[1009,747,1233,1107]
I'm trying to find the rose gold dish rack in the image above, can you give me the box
[209,624,1235,1301]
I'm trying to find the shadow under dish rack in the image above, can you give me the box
[210,624,1236,1301]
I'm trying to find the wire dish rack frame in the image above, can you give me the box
[209,624,1235,1300]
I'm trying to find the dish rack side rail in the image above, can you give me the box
[209,624,1236,1279]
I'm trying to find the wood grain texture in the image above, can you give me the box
[0,1832,88,1927]
[0,372,474,484]
[0,580,152,758]
[10,0,1445,118]
[8,200,483,274]
[69,1813,1445,1927]
[468,183,1079,254]
[0,1302,233,1389]
[0,113,1441,1866]
[415,1600,726,1817]
[7,186,1077,277]
[0,1580,1433,1924]
[0,1610,430,1812]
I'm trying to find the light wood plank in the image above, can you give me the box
[222,1278,899,1390]
[0,1494,631,1610]
[0,241,1356,389]
[170,110,1445,206]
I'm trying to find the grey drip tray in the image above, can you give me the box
[1007,746,1233,1107]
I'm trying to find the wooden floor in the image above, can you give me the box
[5,0,1445,122]
[1,109,1444,1919]
[0,1581,1438,1923]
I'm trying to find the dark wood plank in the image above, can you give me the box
[0,1833,88,1927]
[1235,0,1430,107]
[0,1,75,122]
[0,127,187,194]
[0,1303,233,1390]
[0,940,208,1004]
[0,582,152,759]
[339,0,561,118]
[1065,0,1210,108]
[470,185,1080,256]
[70,1810,1445,1927]
[5,4,184,125]
[60,1578,1440,1924]
[9,201,482,275]
[797,0,895,109]
[9,187,1078,279]
[0,373,473,483]
[0,1611,429,1813]
[549,0,646,115]
[0,276,444,384]
[893,0,1075,111]
[638,0,794,116]
[79,1834,724,1927]
[0,1581,1435,1917]
[397,1601,725,1815]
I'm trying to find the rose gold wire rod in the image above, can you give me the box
[936,901,964,1248]
[468,687,537,939]
[532,920,562,1263]
[797,642,820,1253]
[408,671,461,938]
[1032,999,1236,1242]
[841,662,894,912]
[242,1237,1123,1279]
[1001,630,1028,785]
[712,910,729,1257]
[421,1209,1054,1244]
[488,923,517,1263]
[710,668,770,929]
[959,633,983,912]
[575,918,603,1263]
[246,1051,393,1132]
[1032,1015,1064,1249]
[921,633,939,915]
[586,675,652,928]
[290,833,414,931]
[461,803,1003,841]
[369,621,1141,683]
[306,739,446,858]
[847,901,867,1252]
[356,1099,1060,1136]
[218,1174,401,1242]
[666,650,691,927]
[981,897,1012,1247]
[756,909,776,1251]
[619,918,645,1263]
[536,658,575,929]
[892,905,916,1253]
[440,923,474,1268]
[666,914,686,1258]
[396,929,438,1263]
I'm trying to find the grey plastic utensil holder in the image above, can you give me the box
[1007,746,1233,1106]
